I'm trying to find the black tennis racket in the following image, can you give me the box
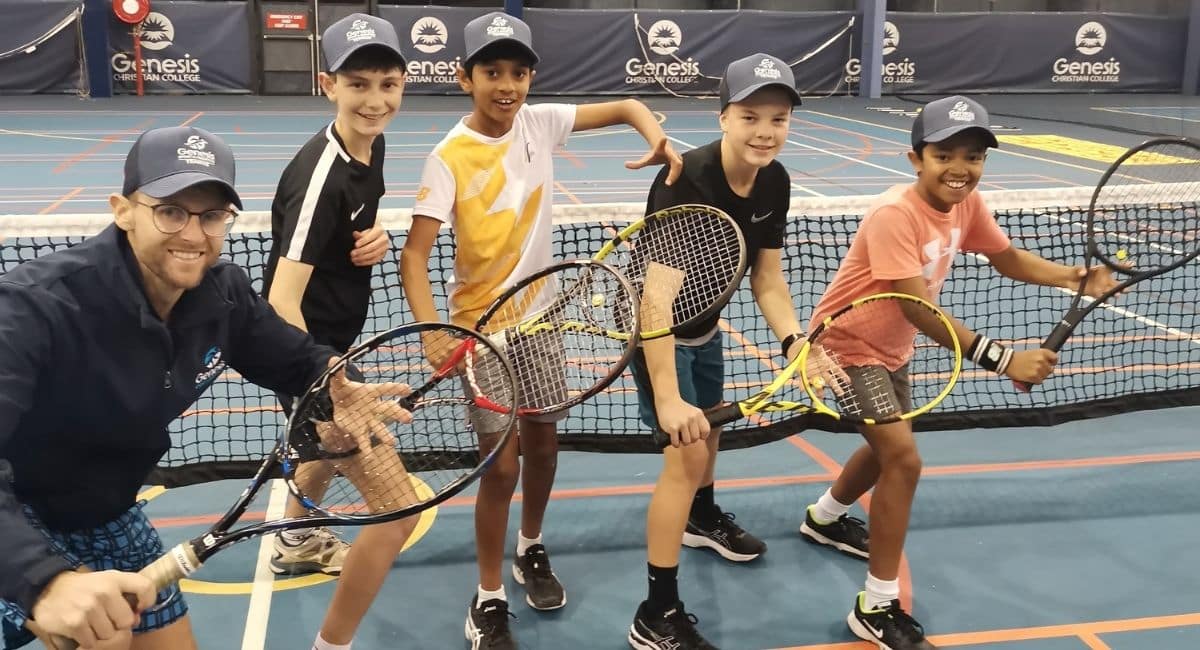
[1015,137,1200,391]
[652,293,963,447]
[41,322,517,650]
[592,204,748,339]
[474,259,640,417]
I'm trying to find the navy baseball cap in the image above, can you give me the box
[123,126,241,209]
[719,53,801,110]
[911,95,999,150]
[463,11,538,66]
[322,13,406,73]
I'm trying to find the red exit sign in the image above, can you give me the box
[266,13,307,30]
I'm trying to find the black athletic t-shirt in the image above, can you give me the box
[644,139,789,341]
[263,123,385,352]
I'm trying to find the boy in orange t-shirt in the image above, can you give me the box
[799,96,1119,650]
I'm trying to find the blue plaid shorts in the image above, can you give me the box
[0,501,187,649]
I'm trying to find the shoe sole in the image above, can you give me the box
[268,560,342,576]
[846,610,893,649]
[512,562,567,611]
[464,607,483,650]
[681,531,762,562]
[627,624,660,650]
[799,522,869,560]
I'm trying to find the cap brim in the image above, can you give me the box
[725,81,802,107]
[921,124,999,149]
[327,43,407,73]
[139,172,243,210]
[464,39,540,66]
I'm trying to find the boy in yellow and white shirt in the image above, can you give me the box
[400,11,682,649]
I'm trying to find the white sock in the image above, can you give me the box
[516,530,542,555]
[278,527,315,546]
[811,488,852,524]
[864,573,900,610]
[311,634,351,650]
[477,584,506,606]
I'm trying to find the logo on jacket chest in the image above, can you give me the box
[194,345,227,390]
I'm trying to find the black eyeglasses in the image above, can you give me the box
[135,201,238,238]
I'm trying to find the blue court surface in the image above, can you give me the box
[2,93,1199,649]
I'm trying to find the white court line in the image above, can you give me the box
[240,479,289,650]
[786,137,913,179]
[1090,107,1200,124]
[665,134,825,197]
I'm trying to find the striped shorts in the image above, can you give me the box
[0,501,187,649]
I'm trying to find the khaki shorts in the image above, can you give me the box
[463,328,569,434]
[834,364,913,420]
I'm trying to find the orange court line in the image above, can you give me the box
[53,119,156,174]
[38,186,84,215]
[148,447,1200,530]
[179,112,204,127]
[772,611,1200,649]
[557,148,586,169]
[555,180,583,205]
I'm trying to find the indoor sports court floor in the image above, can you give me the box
[2,94,1199,649]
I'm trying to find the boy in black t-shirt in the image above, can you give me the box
[627,53,804,650]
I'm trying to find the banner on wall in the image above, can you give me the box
[0,0,84,94]
[107,1,251,94]
[853,12,1184,95]
[379,6,490,94]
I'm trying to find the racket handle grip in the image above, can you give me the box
[1013,320,1075,394]
[651,404,741,449]
[44,545,199,650]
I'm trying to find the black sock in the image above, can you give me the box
[690,483,717,523]
[646,563,679,615]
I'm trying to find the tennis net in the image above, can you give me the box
[3,184,1197,486]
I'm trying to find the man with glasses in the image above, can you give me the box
[0,126,364,650]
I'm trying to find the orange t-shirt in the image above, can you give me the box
[808,184,1011,370]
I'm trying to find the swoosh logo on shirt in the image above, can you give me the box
[350,203,365,221]
[750,210,773,223]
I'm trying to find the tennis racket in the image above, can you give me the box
[473,259,640,416]
[1014,136,1200,391]
[652,293,962,447]
[592,204,748,339]
[39,322,517,650]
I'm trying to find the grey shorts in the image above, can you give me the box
[463,328,569,434]
[835,364,913,421]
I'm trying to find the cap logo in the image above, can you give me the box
[754,58,782,80]
[346,18,376,43]
[486,16,514,38]
[948,100,975,123]
[177,135,216,167]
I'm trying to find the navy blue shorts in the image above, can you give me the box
[630,331,725,430]
[0,502,187,649]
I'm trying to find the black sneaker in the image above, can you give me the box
[681,508,765,562]
[464,596,517,650]
[628,600,719,650]
[799,505,869,559]
[847,592,938,650]
[511,544,566,610]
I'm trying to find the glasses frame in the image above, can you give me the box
[134,200,238,238]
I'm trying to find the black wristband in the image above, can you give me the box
[967,335,1013,374]
[781,332,802,358]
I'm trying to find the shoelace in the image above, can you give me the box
[877,603,926,642]
[663,607,708,646]
[522,546,556,579]
[478,602,517,640]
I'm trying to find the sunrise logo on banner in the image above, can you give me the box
[111,11,201,85]
[625,17,701,87]
[404,15,460,86]
[1051,20,1120,84]
[844,20,915,87]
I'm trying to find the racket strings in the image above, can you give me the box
[289,327,513,518]
[1093,140,1200,268]
[480,262,638,414]
[615,207,744,330]
[807,297,958,420]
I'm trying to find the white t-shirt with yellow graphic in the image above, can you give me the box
[414,103,577,327]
